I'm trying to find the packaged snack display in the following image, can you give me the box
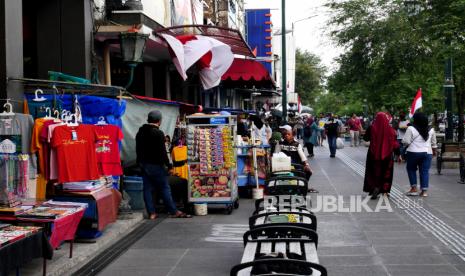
[186,115,238,212]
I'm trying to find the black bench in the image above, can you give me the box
[436,142,465,182]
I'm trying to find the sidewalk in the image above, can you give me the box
[93,142,465,276]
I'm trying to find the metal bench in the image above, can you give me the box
[231,225,325,276]
[266,176,308,196]
[254,197,311,215]
[436,142,465,182]
[249,210,317,232]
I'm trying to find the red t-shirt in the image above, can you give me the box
[51,125,100,183]
[93,125,124,176]
[348,118,362,131]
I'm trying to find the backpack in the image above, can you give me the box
[304,125,312,138]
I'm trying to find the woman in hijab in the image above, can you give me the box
[363,112,399,199]
[402,112,437,197]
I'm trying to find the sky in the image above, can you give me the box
[244,0,343,72]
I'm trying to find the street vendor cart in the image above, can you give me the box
[186,115,239,214]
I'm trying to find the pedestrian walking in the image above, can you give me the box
[136,110,192,219]
[317,113,326,146]
[275,125,318,193]
[396,112,410,162]
[294,117,304,139]
[347,113,363,147]
[363,112,399,199]
[325,114,340,158]
[403,112,437,197]
[303,117,314,157]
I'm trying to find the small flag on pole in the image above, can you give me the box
[409,88,423,118]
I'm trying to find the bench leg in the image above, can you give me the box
[69,240,74,258]
[43,258,47,276]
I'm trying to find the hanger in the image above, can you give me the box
[0,100,14,116]
[61,109,68,121]
[96,116,107,125]
[67,114,79,127]
[53,110,60,119]
[44,107,52,118]
[33,89,47,102]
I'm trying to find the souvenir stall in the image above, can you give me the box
[186,114,239,214]
[23,90,125,239]
[0,79,125,249]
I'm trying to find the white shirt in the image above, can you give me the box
[402,126,437,154]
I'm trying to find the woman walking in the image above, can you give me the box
[363,112,399,199]
[403,112,437,197]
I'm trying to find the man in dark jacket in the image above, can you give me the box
[136,110,191,219]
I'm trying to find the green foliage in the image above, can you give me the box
[323,0,446,117]
[295,49,327,107]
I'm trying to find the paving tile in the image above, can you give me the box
[455,265,465,274]
[385,265,463,276]
[99,266,172,276]
[319,255,382,266]
[364,231,422,239]
[325,265,389,276]
[379,254,448,265]
[317,246,375,256]
[373,245,441,255]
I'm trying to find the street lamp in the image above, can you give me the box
[119,30,149,89]
[292,15,318,34]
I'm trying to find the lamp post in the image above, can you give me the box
[292,15,318,34]
[281,0,287,123]
[119,30,149,89]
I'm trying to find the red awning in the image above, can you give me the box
[221,58,275,88]
[154,25,254,57]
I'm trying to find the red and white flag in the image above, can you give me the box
[160,34,234,89]
[409,88,423,118]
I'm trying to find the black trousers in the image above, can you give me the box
[305,142,314,155]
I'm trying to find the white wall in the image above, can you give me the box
[142,0,172,27]
[272,31,296,95]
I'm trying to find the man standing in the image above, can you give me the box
[136,110,191,219]
[275,125,318,193]
[325,114,340,158]
[347,113,363,147]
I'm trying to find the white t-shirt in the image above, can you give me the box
[402,126,437,154]
[397,120,410,139]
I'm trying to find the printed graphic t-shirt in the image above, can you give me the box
[51,125,100,183]
[93,125,123,176]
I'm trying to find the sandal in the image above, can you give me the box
[419,191,428,197]
[149,213,157,220]
[170,211,192,218]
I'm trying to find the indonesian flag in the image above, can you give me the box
[159,34,234,90]
[409,88,423,118]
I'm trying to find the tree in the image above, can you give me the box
[325,0,444,118]
[295,49,327,107]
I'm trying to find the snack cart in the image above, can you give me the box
[186,115,239,214]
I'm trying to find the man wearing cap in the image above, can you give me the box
[275,125,318,193]
[136,110,191,219]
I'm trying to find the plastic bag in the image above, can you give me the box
[336,137,345,149]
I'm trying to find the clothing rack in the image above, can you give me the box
[7,77,125,98]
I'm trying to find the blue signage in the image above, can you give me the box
[210,117,227,125]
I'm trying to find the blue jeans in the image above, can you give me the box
[327,135,337,156]
[406,152,432,190]
[140,163,177,215]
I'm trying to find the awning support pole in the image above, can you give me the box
[103,43,112,85]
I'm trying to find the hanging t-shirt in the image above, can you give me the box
[93,125,123,176]
[51,125,99,183]
[0,113,36,179]
[39,120,63,181]
[30,117,54,199]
